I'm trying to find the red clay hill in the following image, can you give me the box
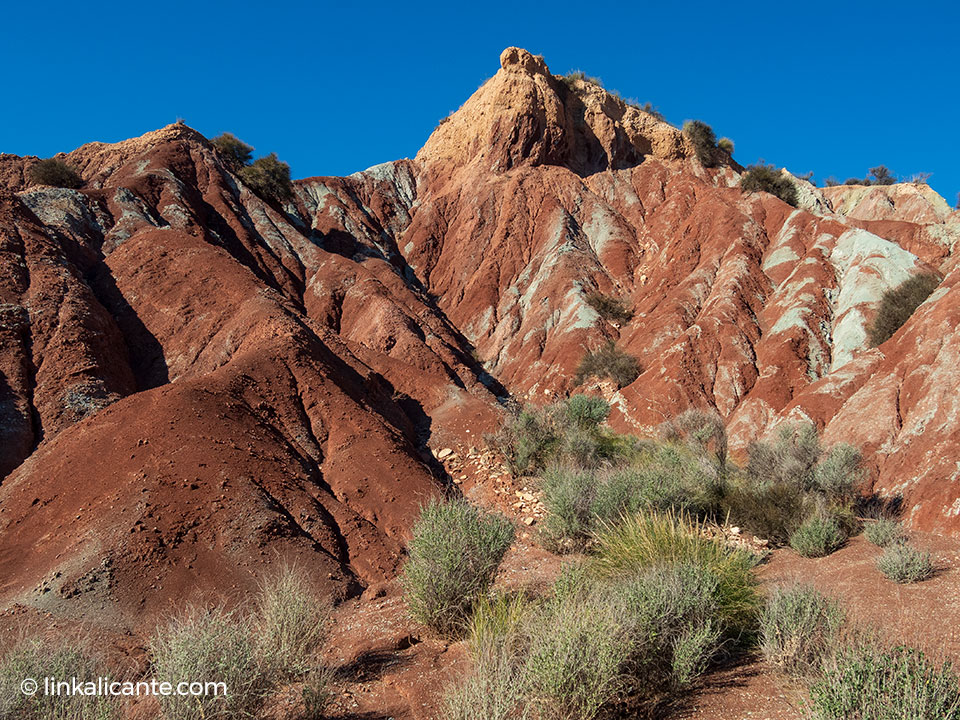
[2,47,960,627]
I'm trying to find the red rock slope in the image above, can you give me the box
[297,47,960,532]
[0,125,501,627]
[2,46,960,628]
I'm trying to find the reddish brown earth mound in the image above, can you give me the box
[2,45,960,636]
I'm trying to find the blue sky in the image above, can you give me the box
[3,1,957,204]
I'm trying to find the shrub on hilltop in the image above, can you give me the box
[740,163,798,207]
[211,132,254,172]
[27,158,83,189]
[683,120,719,167]
[238,153,294,204]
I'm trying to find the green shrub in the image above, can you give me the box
[740,163,798,207]
[812,444,864,504]
[810,644,960,719]
[210,132,254,172]
[683,120,719,167]
[864,517,904,547]
[401,498,515,637]
[721,477,812,544]
[869,165,896,185]
[574,340,641,388]
[0,638,120,719]
[522,574,631,720]
[537,444,722,552]
[876,542,933,583]
[149,606,268,720]
[538,466,598,552]
[489,404,563,475]
[27,158,83,189]
[564,394,610,428]
[591,511,760,636]
[747,423,823,488]
[790,514,845,558]
[255,563,331,680]
[444,592,530,720]
[617,562,723,688]
[659,408,728,467]
[584,291,633,324]
[867,274,939,346]
[760,584,844,678]
[238,153,294,203]
[717,137,735,154]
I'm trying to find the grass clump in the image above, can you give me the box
[149,563,332,720]
[790,514,846,558]
[401,498,514,637]
[149,606,268,720]
[810,644,960,719]
[591,511,760,636]
[0,638,120,719]
[537,444,723,553]
[864,517,904,547]
[866,274,939,346]
[584,291,633,324]
[255,563,332,680]
[683,120,719,167]
[717,137,735,154]
[876,542,933,584]
[574,340,641,388]
[27,158,83,189]
[740,163,799,207]
[760,584,844,677]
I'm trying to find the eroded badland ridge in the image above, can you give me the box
[1,45,959,643]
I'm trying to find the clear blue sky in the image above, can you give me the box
[2,1,957,204]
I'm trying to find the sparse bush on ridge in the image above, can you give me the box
[574,340,641,388]
[584,290,633,324]
[740,162,799,207]
[209,132,294,203]
[683,120,719,167]
[876,542,934,584]
[640,102,666,122]
[717,137,735,155]
[238,153,294,204]
[210,132,253,173]
[866,273,939,346]
[0,638,120,719]
[401,498,514,637]
[27,158,83,189]
[760,584,844,678]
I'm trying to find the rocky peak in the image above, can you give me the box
[416,46,689,177]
